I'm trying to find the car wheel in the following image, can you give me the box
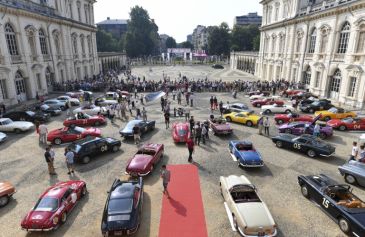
[276,141,283,148]
[285,128,292,134]
[112,145,119,152]
[307,149,316,158]
[309,108,314,114]
[82,156,91,164]
[61,212,67,224]
[150,124,155,130]
[339,125,347,131]
[277,119,284,125]
[226,117,232,122]
[81,185,87,197]
[60,106,65,111]
[14,128,21,134]
[324,116,331,122]
[0,195,9,207]
[319,133,326,139]
[54,138,62,145]
[232,215,238,230]
[285,109,291,114]
[338,218,351,234]
[264,109,271,114]
[345,174,357,184]
[300,185,310,198]
[246,121,253,127]
[94,121,100,126]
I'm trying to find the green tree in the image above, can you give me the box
[124,6,159,57]
[207,22,230,56]
[96,29,120,52]
[178,41,194,49]
[230,24,260,51]
[253,34,261,51]
[165,37,177,48]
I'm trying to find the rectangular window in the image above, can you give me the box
[275,7,279,21]
[348,77,357,97]
[357,32,365,53]
[0,79,8,99]
[308,35,316,53]
[36,73,42,90]
[315,71,321,87]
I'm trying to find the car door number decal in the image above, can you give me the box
[293,143,301,149]
[101,145,108,152]
[77,134,82,139]
[354,125,360,129]
[322,198,330,208]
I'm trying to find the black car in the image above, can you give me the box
[272,134,335,158]
[298,174,365,236]
[3,110,50,123]
[221,103,253,114]
[300,100,333,113]
[101,177,143,236]
[119,120,155,137]
[68,136,121,164]
[33,104,62,116]
[212,64,224,69]
[290,92,318,100]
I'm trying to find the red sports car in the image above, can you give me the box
[280,89,304,97]
[327,117,365,131]
[248,90,270,97]
[47,126,101,145]
[172,122,191,143]
[125,144,164,176]
[63,113,106,127]
[209,118,233,135]
[21,180,87,232]
[274,113,314,125]
[251,98,284,107]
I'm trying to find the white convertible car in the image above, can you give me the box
[0,132,7,142]
[73,104,107,116]
[261,104,294,114]
[250,94,280,101]
[57,95,80,106]
[220,175,277,237]
[0,118,34,133]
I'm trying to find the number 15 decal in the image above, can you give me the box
[322,198,330,208]
[293,143,301,149]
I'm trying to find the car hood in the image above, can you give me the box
[84,127,101,134]
[48,128,63,136]
[238,151,261,162]
[0,181,15,196]
[212,123,231,130]
[327,119,342,125]
[24,210,54,225]
[236,202,275,228]
[127,155,153,170]
[12,121,34,127]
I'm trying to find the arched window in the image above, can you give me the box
[80,35,85,55]
[53,31,61,56]
[303,67,311,85]
[329,69,342,99]
[87,35,92,54]
[77,1,81,22]
[39,29,48,55]
[356,25,365,53]
[274,3,280,21]
[271,35,276,56]
[337,22,351,54]
[308,28,317,53]
[72,33,78,56]
[26,27,37,58]
[5,23,19,55]
[15,71,26,96]
[320,31,329,53]
[45,67,52,87]
[296,33,303,53]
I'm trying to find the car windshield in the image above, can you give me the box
[108,199,133,214]
[41,104,50,110]
[73,127,85,133]
[26,111,35,116]
[312,101,320,106]
[1,119,13,125]
[328,107,338,113]
[35,197,59,212]
[69,143,82,153]
[236,144,253,151]
[178,129,187,136]
[342,117,353,123]
[136,149,156,156]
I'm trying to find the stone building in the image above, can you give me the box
[255,0,365,108]
[234,12,262,27]
[0,0,99,106]
[96,17,128,39]
[192,25,209,51]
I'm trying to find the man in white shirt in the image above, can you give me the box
[38,123,48,144]
[350,141,359,161]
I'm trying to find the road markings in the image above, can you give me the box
[223,202,237,232]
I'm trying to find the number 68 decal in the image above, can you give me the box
[293,143,301,149]
[322,198,330,208]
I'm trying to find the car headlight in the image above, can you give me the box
[53,216,59,225]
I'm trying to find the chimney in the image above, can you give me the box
[107,17,110,20]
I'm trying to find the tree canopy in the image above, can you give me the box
[178,41,194,49]
[165,37,177,49]
[124,6,159,57]
[96,29,123,52]
[207,23,230,56]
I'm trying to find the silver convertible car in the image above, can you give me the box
[339,160,365,187]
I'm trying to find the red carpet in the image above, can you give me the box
[159,164,208,237]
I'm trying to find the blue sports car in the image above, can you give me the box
[229,140,264,167]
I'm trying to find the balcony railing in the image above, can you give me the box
[333,53,345,62]
[11,55,22,63]
[305,53,313,59]
[0,0,56,16]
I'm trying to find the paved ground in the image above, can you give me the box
[0,66,362,237]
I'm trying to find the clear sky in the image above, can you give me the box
[94,0,262,42]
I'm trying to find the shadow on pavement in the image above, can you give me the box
[75,151,123,173]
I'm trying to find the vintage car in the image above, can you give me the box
[229,141,263,167]
[298,97,323,107]
[250,94,279,101]
[212,64,224,69]
[0,118,34,133]
[274,113,314,125]
[338,160,365,187]
[248,90,271,97]
[172,122,190,143]
[290,92,318,100]
[209,117,233,135]
[73,104,107,116]
[94,97,118,106]
[220,175,277,236]
[251,97,284,107]
[47,126,101,145]
[66,90,93,98]
[56,96,80,106]
[223,111,260,127]
[119,120,155,138]
[327,117,365,131]
[125,144,164,176]
[105,92,120,100]
[37,104,62,116]
[298,174,365,236]
[21,180,87,231]
[43,99,67,111]
[3,110,50,123]
[221,103,252,114]
[101,178,143,236]
[63,113,106,127]
[68,137,121,164]
[315,107,356,121]
[261,104,294,114]
[280,89,303,97]
[0,132,7,143]
[0,181,16,207]
[272,134,336,158]
[300,100,333,113]
[278,116,333,139]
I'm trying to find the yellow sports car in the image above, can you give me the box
[223,111,260,127]
[314,107,356,121]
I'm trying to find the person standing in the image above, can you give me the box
[184,107,190,121]
[190,93,194,107]
[219,101,224,116]
[350,141,359,161]
[133,125,141,145]
[358,145,365,162]
[263,116,270,136]
[161,165,171,197]
[213,96,218,110]
[65,99,71,116]
[142,107,147,121]
[164,112,170,129]
[194,122,202,145]
[38,123,48,144]
[177,91,182,105]
[186,136,195,163]
[65,148,75,175]
[258,114,264,135]
[210,96,214,111]
[313,123,320,137]
[160,97,165,111]
[201,123,208,144]
[189,116,195,133]
[44,147,56,175]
